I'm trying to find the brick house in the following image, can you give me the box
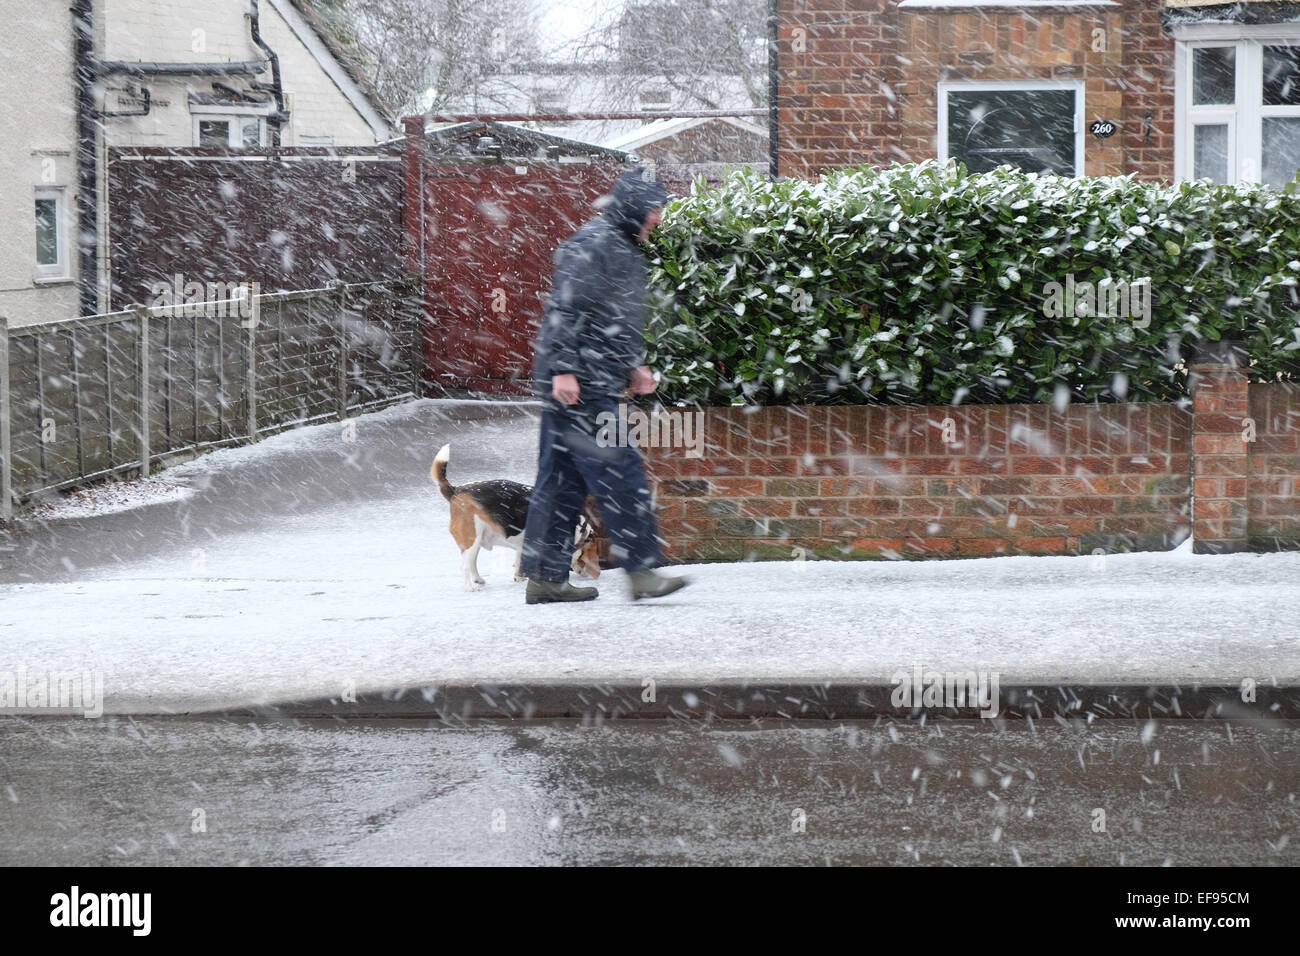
[776,0,1300,187]
[605,116,769,165]
[604,116,769,192]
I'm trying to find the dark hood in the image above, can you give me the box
[605,167,668,241]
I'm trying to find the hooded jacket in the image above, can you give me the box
[532,167,668,399]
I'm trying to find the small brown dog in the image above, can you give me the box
[432,444,601,591]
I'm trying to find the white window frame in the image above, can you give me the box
[1173,23,1300,185]
[191,106,270,148]
[34,187,69,282]
[937,80,1086,177]
[1189,113,1237,185]
[533,90,568,111]
[639,89,672,109]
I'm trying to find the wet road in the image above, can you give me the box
[0,718,1295,866]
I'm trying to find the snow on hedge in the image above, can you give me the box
[645,161,1300,407]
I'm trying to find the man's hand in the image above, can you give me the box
[629,366,657,395]
[552,373,581,405]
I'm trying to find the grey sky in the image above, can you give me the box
[537,0,621,54]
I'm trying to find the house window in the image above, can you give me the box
[1261,44,1300,185]
[1176,28,1300,187]
[1193,46,1236,106]
[34,188,68,281]
[534,90,567,113]
[1193,123,1232,183]
[938,82,1083,177]
[193,114,265,148]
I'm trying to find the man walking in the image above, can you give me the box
[520,167,689,604]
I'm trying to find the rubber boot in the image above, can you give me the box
[526,578,599,605]
[627,569,689,601]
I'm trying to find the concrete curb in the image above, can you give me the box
[142,681,1300,721]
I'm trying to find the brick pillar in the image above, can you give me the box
[1190,342,1250,554]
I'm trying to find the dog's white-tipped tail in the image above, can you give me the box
[432,444,455,500]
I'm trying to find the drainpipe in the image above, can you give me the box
[767,0,779,180]
[248,0,286,146]
[72,0,100,316]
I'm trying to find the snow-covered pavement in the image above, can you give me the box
[1,398,1296,714]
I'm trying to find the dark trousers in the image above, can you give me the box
[520,395,661,581]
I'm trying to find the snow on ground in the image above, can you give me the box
[1,398,1297,714]
[27,478,196,520]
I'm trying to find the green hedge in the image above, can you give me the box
[644,161,1300,406]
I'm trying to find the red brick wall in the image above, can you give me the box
[645,402,1193,561]
[1122,0,1178,181]
[640,368,1300,561]
[1249,383,1300,549]
[778,0,903,176]
[1191,361,1250,550]
[776,0,1175,181]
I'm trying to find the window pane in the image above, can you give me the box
[1193,124,1229,183]
[947,89,1077,176]
[1193,47,1236,106]
[1264,46,1300,106]
[35,198,58,266]
[198,119,229,146]
[1263,117,1300,187]
[239,117,261,147]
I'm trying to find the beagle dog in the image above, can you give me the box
[432,444,601,591]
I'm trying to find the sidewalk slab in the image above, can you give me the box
[1,398,1297,718]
